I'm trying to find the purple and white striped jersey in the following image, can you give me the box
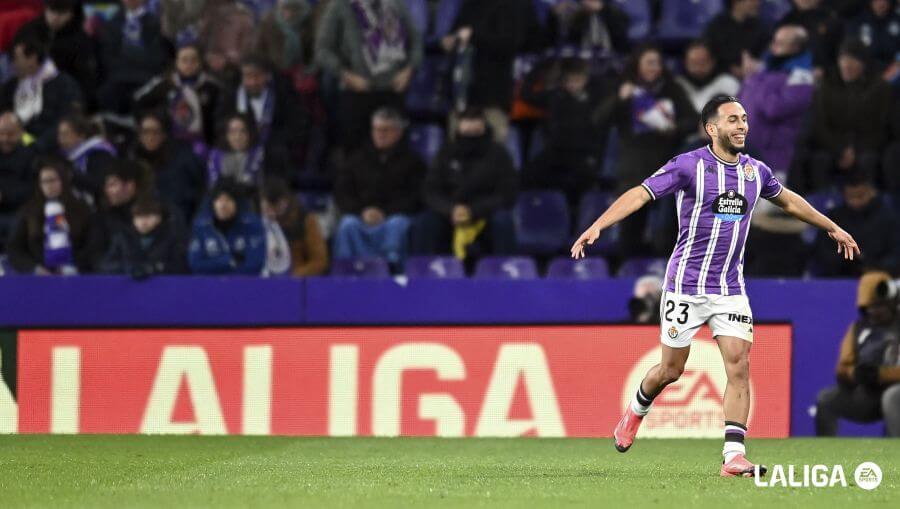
[641,146,783,296]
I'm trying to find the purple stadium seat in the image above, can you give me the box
[514,191,571,255]
[505,126,524,170]
[405,256,466,279]
[406,56,449,116]
[577,190,619,255]
[657,0,724,42]
[760,0,791,26]
[617,257,668,278]
[474,257,539,280]
[546,257,610,279]
[408,124,445,164]
[404,0,428,38]
[330,258,391,278]
[611,0,651,40]
[431,0,462,43]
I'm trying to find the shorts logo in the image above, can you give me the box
[667,326,679,339]
[712,190,748,222]
[741,164,756,181]
[727,313,753,324]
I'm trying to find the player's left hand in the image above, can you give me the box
[570,226,601,259]
[828,228,860,261]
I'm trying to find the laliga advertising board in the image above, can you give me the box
[10,325,791,437]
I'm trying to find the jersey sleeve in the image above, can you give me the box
[641,156,692,200]
[757,162,784,199]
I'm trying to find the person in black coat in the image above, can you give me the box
[97,0,172,113]
[56,113,118,203]
[90,158,147,268]
[777,0,844,70]
[15,0,98,110]
[544,0,630,55]
[133,44,222,145]
[1,36,83,151]
[130,110,204,222]
[99,197,187,277]
[412,108,518,257]
[0,112,36,246]
[521,57,609,205]
[333,108,426,266]
[845,0,900,74]
[813,173,900,277]
[595,44,697,257]
[703,0,771,77]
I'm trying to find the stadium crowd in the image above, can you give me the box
[0,0,899,279]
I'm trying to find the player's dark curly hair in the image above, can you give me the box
[700,95,740,131]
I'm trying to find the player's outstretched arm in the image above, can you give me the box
[570,186,652,259]
[769,187,861,261]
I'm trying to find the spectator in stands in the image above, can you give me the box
[777,0,844,71]
[15,0,97,109]
[160,0,206,43]
[521,58,606,204]
[98,197,187,277]
[259,176,328,276]
[703,0,770,78]
[130,110,204,223]
[745,199,808,276]
[188,179,266,274]
[413,107,517,259]
[334,108,425,270]
[846,0,900,76]
[806,39,892,191]
[198,0,256,78]
[595,44,697,257]
[216,54,305,148]
[256,0,318,73]
[56,113,117,202]
[441,0,530,142]
[739,25,815,178]
[316,0,423,151]
[813,172,900,277]
[6,155,95,274]
[816,272,900,437]
[1,36,82,151]
[0,112,35,245]
[93,160,146,259]
[133,44,222,145]
[675,40,741,115]
[207,112,288,194]
[543,0,630,55]
[97,0,171,113]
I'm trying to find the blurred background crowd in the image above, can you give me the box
[0,0,898,280]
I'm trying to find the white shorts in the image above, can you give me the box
[659,290,754,348]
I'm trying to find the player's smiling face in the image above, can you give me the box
[710,102,748,155]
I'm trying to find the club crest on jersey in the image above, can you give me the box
[741,163,755,181]
[667,326,679,339]
[712,190,748,222]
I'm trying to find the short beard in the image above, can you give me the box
[716,132,742,157]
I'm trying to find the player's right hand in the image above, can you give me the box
[570,227,601,259]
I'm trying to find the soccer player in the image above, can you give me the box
[571,95,860,478]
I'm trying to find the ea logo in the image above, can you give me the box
[854,462,882,490]
[621,338,755,437]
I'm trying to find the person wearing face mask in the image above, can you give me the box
[15,0,97,110]
[805,39,892,192]
[813,172,900,277]
[595,44,697,257]
[6,155,95,275]
[133,44,222,146]
[98,197,187,277]
[816,272,900,437]
[413,108,517,259]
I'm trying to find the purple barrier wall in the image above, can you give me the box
[0,275,864,436]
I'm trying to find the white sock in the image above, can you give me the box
[631,386,653,416]
[723,441,746,463]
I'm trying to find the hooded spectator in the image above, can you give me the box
[134,44,222,145]
[6,155,95,274]
[188,179,266,274]
[98,197,188,277]
[1,36,83,151]
[56,113,117,202]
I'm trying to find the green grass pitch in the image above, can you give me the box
[0,436,897,508]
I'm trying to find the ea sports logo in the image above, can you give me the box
[854,462,882,490]
[621,338,755,438]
